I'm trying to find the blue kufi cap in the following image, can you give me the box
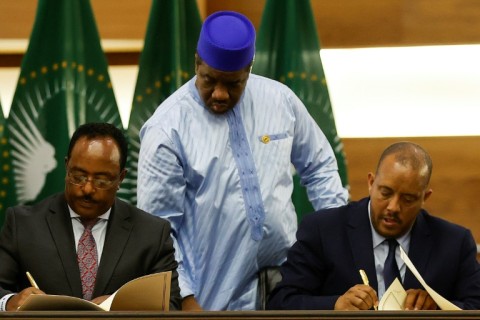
[197,11,256,72]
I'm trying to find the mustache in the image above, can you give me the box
[80,195,96,203]
[382,213,400,222]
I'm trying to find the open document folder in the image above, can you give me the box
[378,248,461,310]
[18,271,171,311]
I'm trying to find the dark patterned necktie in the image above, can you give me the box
[383,238,400,291]
[77,218,99,300]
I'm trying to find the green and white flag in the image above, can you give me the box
[126,0,201,204]
[8,0,122,204]
[0,102,17,227]
[253,0,349,221]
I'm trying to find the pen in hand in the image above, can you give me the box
[359,269,378,310]
[359,269,369,286]
[26,271,39,290]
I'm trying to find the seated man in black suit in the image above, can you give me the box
[267,142,480,310]
[0,122,181,311]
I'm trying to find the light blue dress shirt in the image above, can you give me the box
[368,201,410,299]
[137,74,348,310]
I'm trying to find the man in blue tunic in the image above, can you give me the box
[137,10,348,310]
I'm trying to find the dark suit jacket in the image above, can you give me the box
[267,197,480,310]
[0,193,181,310]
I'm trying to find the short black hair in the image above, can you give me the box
[67,123,128,171]
[376,141,433,186]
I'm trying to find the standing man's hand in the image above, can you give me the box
[334,284,378,310]
[6,287,45,311]
[91,295,110,305]
[404,289,437,310]
[182,295,203,311]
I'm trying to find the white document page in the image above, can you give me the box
[399,246,461,310]
[379,278,407,310]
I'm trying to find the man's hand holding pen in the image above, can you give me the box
[5,272,45,311]
[7,287,45,311]
[333,269,379,311]
[359,269,378,310]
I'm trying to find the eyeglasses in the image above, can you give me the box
[66,171,120,190]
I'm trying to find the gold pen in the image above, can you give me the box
[26,271,39,290]
[359,269,377,310]
[359,269,369,286]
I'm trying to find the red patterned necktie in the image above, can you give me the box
[77,218,99,300]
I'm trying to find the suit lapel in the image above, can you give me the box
[46,193,83,297]
[347,199,379,291]
[94,199,133,296]
[403,211,432,288]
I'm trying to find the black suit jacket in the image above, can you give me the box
[0,193,181,310]
[267,197,480,310]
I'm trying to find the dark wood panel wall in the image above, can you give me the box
[206,0,480,47]
[1,1,479,242]
[1,0,480,48]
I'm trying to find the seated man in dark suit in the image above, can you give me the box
[267,141,480,310]
[0,122,181,311]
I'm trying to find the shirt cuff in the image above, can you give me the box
[0,293,15,311]
[179,285,195,298]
